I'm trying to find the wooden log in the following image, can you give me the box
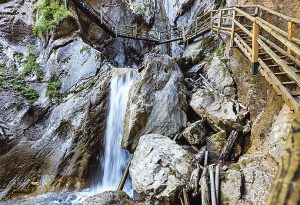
[215,164,220,205]
[200,167,210,205]
[217,10,223,35]
[183,188,190,205]
[209,165,217,205]
[117,156,132,191]
[288,21,294,54]
[219,130,239,161]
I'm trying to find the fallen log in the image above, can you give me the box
[200,167,210,205]
[117,156,132,191]
[209,165,217,205]
[219,130,239,161]
[215,164,220,205]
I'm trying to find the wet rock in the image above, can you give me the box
[190,89,238,131]
[122,54,187,153]
[130,134,192,204]
[182,120,207,146]
[81,191,134,205]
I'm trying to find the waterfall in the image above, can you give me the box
[95,69,137,195]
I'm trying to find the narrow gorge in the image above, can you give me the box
[0,0,299,205]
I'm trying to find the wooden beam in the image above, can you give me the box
[217,10,223,35]
[252,21,260,74]
[230,9,236,47]
[117,156,132,191]
[288,21,294,55]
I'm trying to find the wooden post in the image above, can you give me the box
[217,10,223,35]
[230,9,236,47]
[254,6,259,16]
[251,21,259,75]
[288,21,294,55]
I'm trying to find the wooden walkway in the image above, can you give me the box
[71,0,300,112]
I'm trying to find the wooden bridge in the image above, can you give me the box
[71,0,300,112]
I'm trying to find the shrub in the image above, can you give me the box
[19,0,25,5]
[80,45,91,54]
[0,75,4,87]
[14,79,39,100]
[0,63,6,69]
[21,52,44,81]
[46,80,63,100]
[33,0,72,36]
[135,4,145,15]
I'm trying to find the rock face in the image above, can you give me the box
[81,191,134,205]
[182,120,207,146]
[122,54,187,152]
[130,134,192,203]
[190,56,238,131]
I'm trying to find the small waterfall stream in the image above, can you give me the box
[3,70,137,205]
[95,69,137,195]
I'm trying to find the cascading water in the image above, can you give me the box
[4,70,137,205]
[95,69,137,195]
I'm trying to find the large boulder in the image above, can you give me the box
[81,191,134,205]
[122,54,187,152]
[190,88,238,131]
[130,134,192,204]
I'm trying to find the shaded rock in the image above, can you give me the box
[81,191,134,205]
[122,54,187,153]
[130,134,192,204]
[0,120,15,155]
[182,120,207,145]
[206,130,227,159]
[190,89,238,131]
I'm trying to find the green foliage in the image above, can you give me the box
[0,75,4,87]
[33,0,72,36]
[14,52,24,62]
[21,52,44,81]
[62,55,71,64]
[80,45,91,54]
[214,42,225,57]
[14,78,39,100]
[135,4,145,15]
[19,0,25,5]
[0,63,6,69]
[46,80,63,100]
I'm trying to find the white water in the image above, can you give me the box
[95,69,137,195]
[2,70,137,205]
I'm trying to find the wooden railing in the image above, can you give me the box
[212,5,300,112]
[70,0,300,111]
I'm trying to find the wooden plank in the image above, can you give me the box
[274,71,300,75]
[256,20,300,56]
[282,81,297,85]
[230,9,236,47]
[288,21,294,54]
[257,37,300,88]
[258,59,299,111]
[219,130,239,161]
